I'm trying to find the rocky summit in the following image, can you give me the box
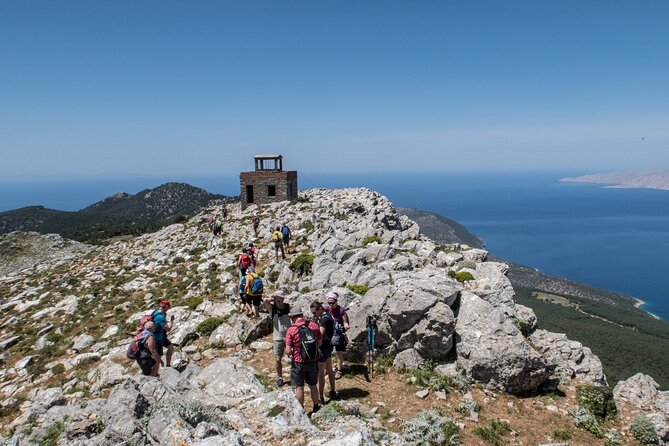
[0,188,667,445]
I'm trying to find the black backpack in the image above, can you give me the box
[298,324,318,361]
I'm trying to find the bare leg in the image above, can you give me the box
[295,386,304,407]
[276,358,283,381]
[166,344,174,367]
[325,357,336,394]
[318,361,325,400]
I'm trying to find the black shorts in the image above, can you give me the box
[319,344,334,362]
[137,354,155,376]
[240,267,247,276]
[248,294,262,306]
[156,337,172,356]
[335,340,347,352]
[291,361,318,387]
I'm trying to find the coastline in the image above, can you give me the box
[634,297,661,320]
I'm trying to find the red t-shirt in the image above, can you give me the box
[285,318,322,363]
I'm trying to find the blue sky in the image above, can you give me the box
[1,1,668,179]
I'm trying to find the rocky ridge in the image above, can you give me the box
[0,188,667,445]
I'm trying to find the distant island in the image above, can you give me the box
[561,169,669,190]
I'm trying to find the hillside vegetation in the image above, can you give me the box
[0,183,236,244]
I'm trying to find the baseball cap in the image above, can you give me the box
[326,292,338,301]
[160,299,171,308]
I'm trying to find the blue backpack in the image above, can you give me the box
[282,226,290,237]
[248,273,263,295]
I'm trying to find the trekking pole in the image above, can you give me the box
[371,318,376,378]
[366,316,372,378]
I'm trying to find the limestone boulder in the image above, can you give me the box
[455,291,554,393]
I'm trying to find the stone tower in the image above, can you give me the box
[239,155,298,209]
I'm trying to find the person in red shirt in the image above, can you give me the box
[285,308,322,412]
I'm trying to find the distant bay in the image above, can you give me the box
[2,171,668,320]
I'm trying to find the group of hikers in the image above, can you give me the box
[266,290,351,412]
[131,208,350,412]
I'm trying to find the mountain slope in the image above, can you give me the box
[0,183,236,244]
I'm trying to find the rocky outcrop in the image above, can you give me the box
[614,373,669,444]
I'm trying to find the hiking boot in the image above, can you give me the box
[276,378,284,388]
[319,396,325,405]
[327,390,338,400]
[313,404,321,413]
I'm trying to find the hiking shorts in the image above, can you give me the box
[291,361,318,388]
[335,340,347,352]
[273,339,285,360]
[137,354,155,376]
[318,344,334,362]
[240,267,247,276]
[249,294,262,306]
[156,337,172,356]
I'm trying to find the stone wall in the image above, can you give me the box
[239,171,298,209]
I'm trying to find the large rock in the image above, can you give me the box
[101,379,149,439]
[529,329,606,386]
[455,291,554,393]
[614,373,669,444]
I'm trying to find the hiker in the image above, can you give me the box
[324,292,350,379]
[251,214,260,237]
[263,291,291,387]
[206,217,215,233]
[135,321,162,376]
[238,249,253,276]
[239,273,253,317]
[310,301,337,403]
[281,223,291,252]
[153,299,174,370]
[272,226,286,262]
[221,205,228,220]
[285,307,322,412]
[244,265,263,318]
[213,217,223,237]
[246,242,257,266]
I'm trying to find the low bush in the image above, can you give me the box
[402,409,460,446]
[362,235,383,246]
[472,419,511,446]
[552,429,572,441]
[456,260,476,270]
[455,399,481,415]
[289,253,314,275]
[576,385,617,420]
[268,271,280,283]
[196,317,225,336]
[347,284,369,295]
[51,364,66,375]
[630,415,658,445]
[569,406,603,437]
[37,421,65,446]
[186,296,203,310]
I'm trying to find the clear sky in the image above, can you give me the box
[1,1,668,179]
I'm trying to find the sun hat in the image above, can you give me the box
[326,291,338,301]
[288,308,303,317]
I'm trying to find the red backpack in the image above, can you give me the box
[240,253,252,268]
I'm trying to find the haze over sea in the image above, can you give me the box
[2,171,668,321]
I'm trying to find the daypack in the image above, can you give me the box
[240,254,252,268]
[282,226,290,237]
[215,219,222,228]
[238,276,246,295]
[272,232,281,242]
[126,332,150,359]
[298,324,318,361]
[252,216,259,226]
[137,310,158,332]
[330,321,346,347]
[247,272,263,295]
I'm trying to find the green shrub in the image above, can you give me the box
[148,399,228,430]
[448,270,474,283]
[552,429,572,441]
[347,284,369,295]
[197,317,225,336]
[268,271,280,283]
[455,399,481,415]
[289,253,314,275]
[472,419,511,446]
[510,316,530,337]
[362,235,383,246]
[51,364,65,375]
[314,402,344,424]
[186,296,203,310]
[38,421,65,446]
[402,409,460,446]
[630,415,658,445]
[173,256,185,264]
[604,428,622,446]
[267,404,285,417]
[375,355,394,374]
[569,406,603,437]
[300,219,314,232]
[576,385,617,421]
[411,363,469,393]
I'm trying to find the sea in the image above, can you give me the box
[2,171,668,321]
